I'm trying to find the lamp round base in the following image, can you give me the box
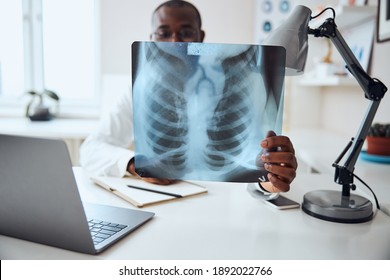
[302,190,373,223]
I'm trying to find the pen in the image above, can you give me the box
[127,185,183,198]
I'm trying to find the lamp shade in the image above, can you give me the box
[262,5,312,75]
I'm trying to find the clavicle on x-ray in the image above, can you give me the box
[132,41,285,182]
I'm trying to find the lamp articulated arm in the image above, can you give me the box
[263,4,384,222]
[308,18,387,197]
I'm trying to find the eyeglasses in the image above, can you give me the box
[152,28,199,42]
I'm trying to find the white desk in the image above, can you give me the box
[1,167,390,260]
[0,117,99,165]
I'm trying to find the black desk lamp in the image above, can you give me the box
[263,5,387,223]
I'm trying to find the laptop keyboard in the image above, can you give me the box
[88,219,127,245]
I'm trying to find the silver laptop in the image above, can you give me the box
[0,134,154,255]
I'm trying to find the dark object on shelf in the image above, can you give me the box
[25,90,60,121]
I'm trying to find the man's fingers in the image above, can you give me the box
[261,135,295,153]
[264,163,296,183]
[260,151,298,169]
[267,174,291,192]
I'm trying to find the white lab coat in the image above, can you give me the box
[80,90,135,177]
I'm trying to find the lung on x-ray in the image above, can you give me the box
[132,41,285,182]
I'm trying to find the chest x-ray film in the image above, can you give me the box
[132,41,285,182]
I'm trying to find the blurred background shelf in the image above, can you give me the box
[310,5,376,29]
[299,75,358,87]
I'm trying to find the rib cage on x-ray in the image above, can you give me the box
[140,43,190,175]
[204,47,258,173]
[132,42,284,181]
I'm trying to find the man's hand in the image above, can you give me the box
[127,159,176,185]
[258,131,297,193]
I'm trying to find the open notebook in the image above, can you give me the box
[91,176,207,207]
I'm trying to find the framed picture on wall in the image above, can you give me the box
[254,0,295,43]
[377,0,390,42]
